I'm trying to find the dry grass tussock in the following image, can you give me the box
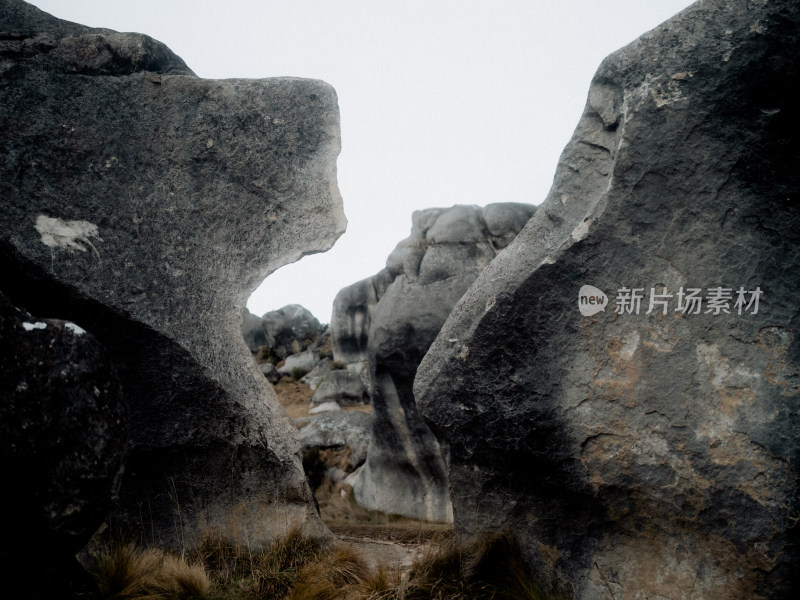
[86,541,210,599]
[84,527,557,600]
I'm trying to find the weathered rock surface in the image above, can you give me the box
[311,369,370,406]
[0,0,344,548]
[416,1,800,598]
[278,350,321,376]
[297,410,372,492]
[241,308,268,355]
[0,292,126,596]
[263,304,324,359]
[296,410,372,469]
[331,270,393,370]
[350,203,535,522]
[258,361,281,384]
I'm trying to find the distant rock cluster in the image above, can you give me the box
[331,203,536,522]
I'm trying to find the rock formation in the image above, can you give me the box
[348,203,535,522]
[416,1,800,598]
[311,369,369,406]
[263,304,325,359]
[296,410,372,488]
[0,292,127,596]
[241,308,268,355]
[330,270,393,372]
[0,0,344,549]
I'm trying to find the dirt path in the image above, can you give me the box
[328,524,453,573]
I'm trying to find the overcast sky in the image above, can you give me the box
[29,0,695,323]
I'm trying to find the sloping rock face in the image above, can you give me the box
[0,0,345,548]
[416,1,799,598]
[351,203,535,522]
[0,292,126,596]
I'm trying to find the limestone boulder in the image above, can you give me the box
[241,308,268,355]
[263,304,324,359]
[330,269,393,370]
[278,350,322,377]
[0,292,126,597]
[296,410,372,470]
[311,369,370,406]
[0,0,344,548]
[350,203,535,522]
[416,1,800,597]
[258,361,281,384]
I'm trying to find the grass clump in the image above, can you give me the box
[288,544,392,600]
[255,345,281,366]
[401,534,551,600]
[191,526,325,599]
[291,367,310,380]
[85,542,210,599]
[84,528,554,600]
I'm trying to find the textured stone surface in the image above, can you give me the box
[0,0,344,548]
[241,308,268,355]
[297,410,372,492]
[296,410,372,469]
[263,304,325,359]
[278,350,321,376]
[311,369,369,406]
[416,1,800,597]
[258,361,281,384]
[350,203,535,522]
[331,270,393,368]
[0,292,126,596]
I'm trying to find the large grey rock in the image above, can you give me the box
[350,203,535,522]
[330,269,393,367]
[258,361,281,384]
[263,304,324,359]
[297,410,372,492]
[241,308,268,355]
[416,1,800,598]
[0,292,126,597]
[296,410,372,469]
[311,369,369,406]
[278,350,321,376]
[0,0,344,549]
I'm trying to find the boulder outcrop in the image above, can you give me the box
[241,308,268,355]
[416,1,800,597]
[263,304,325,359]
[311,369,369,406]
[330,270,393,371]
[295,410,372,488]
[0,292,127,596]
[349,203,535,522]
[0,0,344,549]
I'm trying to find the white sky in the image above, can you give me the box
[28,0,695,323]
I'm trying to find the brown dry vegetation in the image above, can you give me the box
[83,527,555,600]
[273,376,371,419]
